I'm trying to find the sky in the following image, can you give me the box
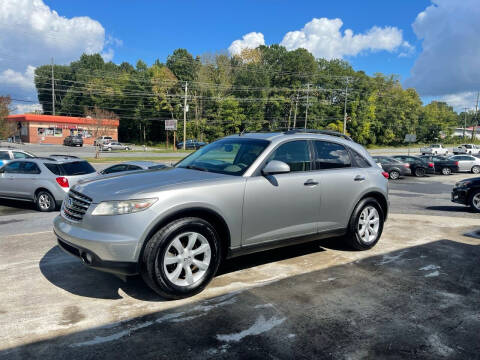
[1,0,479,113]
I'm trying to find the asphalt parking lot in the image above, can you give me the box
[0,172,479,359]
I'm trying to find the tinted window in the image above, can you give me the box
[0,151,9,160]
[22,162,41,174]
[3,161,22,173]
[148,164,166,170]
[128,165,143,170]
[104,164,129,174]
[314,141,351,169]
[269,140,311,172]
[352,151,371,168]
[44,163,61,175]
[59,161,96,176]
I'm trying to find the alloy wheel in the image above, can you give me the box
[472,193,480,211]
[357,206,380,244]
[472,166,480,174]
[389,171,399,180]
[163,232,211,287]
[38,194,51,210]
[442,167,451,175]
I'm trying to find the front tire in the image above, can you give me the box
[36,190,56,212]
[471,166,480,174]
[345,197,384,250]
[470,190,480,213]
[441,167,452,175]
[141,217,221,299]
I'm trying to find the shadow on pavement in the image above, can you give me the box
[39,240,328,301]
[9,239,479,359]
[0,199,37,215]
[425,205,472,213]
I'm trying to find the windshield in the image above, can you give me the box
[176,138,269,176]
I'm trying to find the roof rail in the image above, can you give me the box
[284,128,353,141]
[33,156,56,161]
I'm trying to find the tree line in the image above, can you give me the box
[21,46,478,145]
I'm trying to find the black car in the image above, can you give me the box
[392,155,435,177]
[176,139,206,150]
[451,177,480,212]
[64,135,83,147]
[420,155,459,175]
[372,156,411,180]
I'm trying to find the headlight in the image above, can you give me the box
[91,198,157,216]
[456,181,470,188]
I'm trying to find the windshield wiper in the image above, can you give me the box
[185,165,209,172]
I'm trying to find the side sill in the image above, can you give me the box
[227,228,346,259]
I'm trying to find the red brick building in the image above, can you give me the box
[6,114,119,145]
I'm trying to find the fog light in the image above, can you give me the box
[81,252,93,264]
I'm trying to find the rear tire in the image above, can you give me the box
[141,217,221,299]
[389,170,400,180]
[414,167,426,177]
[441,167,452,175]
[469,190,480,213]
[36,190,56,212]
[345,197,384,250]
[471,166,480,174]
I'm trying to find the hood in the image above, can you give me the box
[72,167,231,202]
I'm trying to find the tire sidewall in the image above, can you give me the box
[144,218,221,298]
[349,197,384,250]
[36,191,55,212]
[415,167,425,177]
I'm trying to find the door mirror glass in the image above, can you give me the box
[262,160,290,175]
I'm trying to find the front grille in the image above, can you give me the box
[58,238,81,258]
[62,189,92,222]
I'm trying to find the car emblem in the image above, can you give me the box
[68,198,73,207]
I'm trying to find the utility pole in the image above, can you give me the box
[51,58,55,116]
[293,91,299,128]
[287,98,293,130]
[304,83,310,129]
[473,92,479,141]
[464,107,468,139]
[343,77,349,134]
[183,81,188,150]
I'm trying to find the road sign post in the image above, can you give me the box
[404,134,417,155]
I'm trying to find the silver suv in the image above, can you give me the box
[0,158,97,211]
[53,131,389,299]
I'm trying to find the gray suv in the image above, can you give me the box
[53,131,389,299]
[0,158,97,211]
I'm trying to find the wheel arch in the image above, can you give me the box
[34,187,53,200]
[139,207,232,261]
[356,191,389,222]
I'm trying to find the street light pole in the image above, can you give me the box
[343,77,349,134]
[183,81,188,150]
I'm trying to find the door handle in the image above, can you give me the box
[354,175,366,182]
[304,179,319,186]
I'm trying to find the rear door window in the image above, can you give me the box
[59,161,96,175]
[104,164,128,174]
[22,162,41,174]
[352,151,371,168]
[313,141,351,169]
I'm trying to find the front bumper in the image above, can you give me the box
[451,188,468,205]
[56,235,138,275]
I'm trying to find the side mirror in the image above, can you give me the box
[262,160,290,175]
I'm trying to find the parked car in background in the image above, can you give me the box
[372,156,411,180]
[54,130,389,299]
[448,155,480,174]
[420,144,449,155]
[94,136,113,146]
[419,155,459,175]
[453,144,480,155]
[392,155,435,177]
[100,161,167,175]
[0,148,35,167]
[100,141,131,151]
[176,139,207,150]
[0,158,97,211]
[64,135,83,147]
[451,177,480,212]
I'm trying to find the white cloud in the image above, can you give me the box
[12,103,43,115]
[0,0,119,103]
[228,32,265,56]
[437,92,478,112]
[280,18,407,60]
[405,0,480,96]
